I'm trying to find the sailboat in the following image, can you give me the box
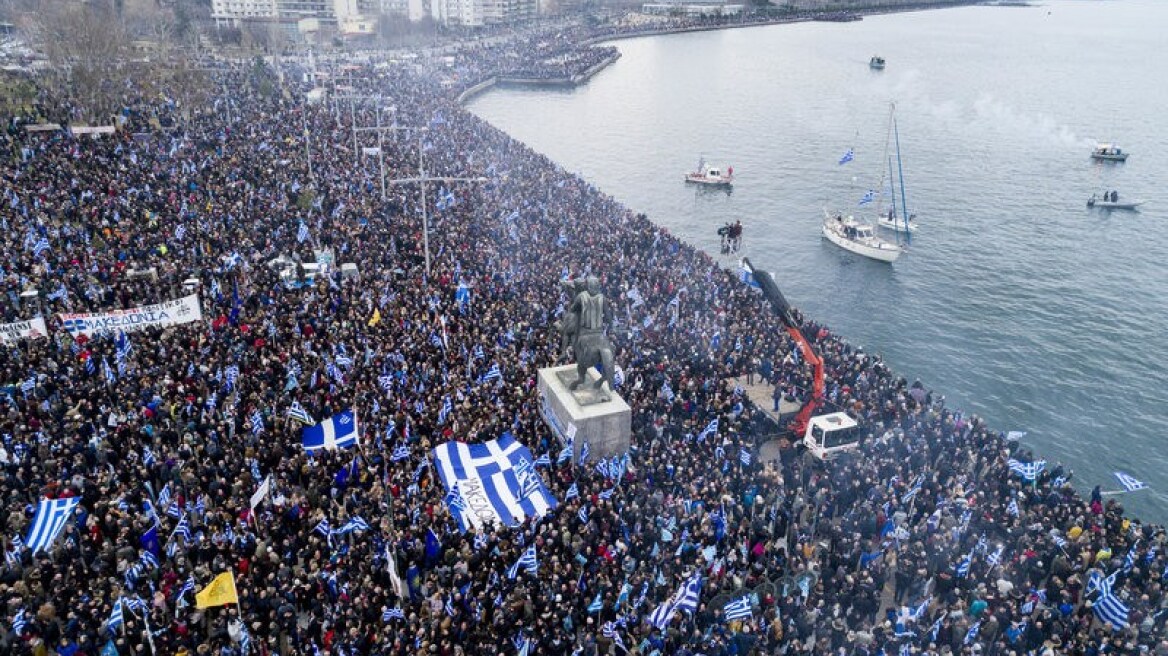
[875,106,918,234]
[821,103,907,263]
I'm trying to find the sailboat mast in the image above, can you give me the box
[893,113,910,244]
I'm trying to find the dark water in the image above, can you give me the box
[468,0,1168,519]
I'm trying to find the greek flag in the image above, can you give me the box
[599,488,615,500]
[455,282,470,310]
[963,621,981,645]
[480,362,502,383]
[438,396,453,424]
[587,593,603,613]
[1087,568,1117,597]
[1007,458,1046,481]
[172,515,192,543]
[859,189,877,205]
[699,418,719,442]
[507,544,538,579]
[298,222,310,243]
[31,237,50,258]
[444,482,468,514]
[557,442,574,464]
[25,497,80,554]
[301,409,359,452]
[107,598,125,632]
[1123,543,1138,573]
[177,575,195,602]
[1007,498,1020,516]
[46,283,67,301]
[987,544,1005,567]
[533,453,551,467]
[250,409,265,436]
[660,381,674,403]
[579,441,591,465]
[1114,471,1148,492]
[391,445,411,461]
[1093,592,1128,628]
[143,447,156,468]
[313,519,331,538]
[739,448,752,466]
[174,223,186,241]
[287,401,315,426]
[955,552,972,578]
[723,596,753,621]
[432,433,558,533]
[613,365,624,388]
[564,483,579,501]
[839,148,854,165]
[578,507,589,524]
[382,607,405,621]
[335,516,371,535]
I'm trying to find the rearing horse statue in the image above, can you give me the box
[555,275,616,401]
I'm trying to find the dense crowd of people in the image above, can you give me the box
[0,22,1164,656]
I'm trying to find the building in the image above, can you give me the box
[211,0,278,26]
[432,0,536,27]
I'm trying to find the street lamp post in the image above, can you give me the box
[388,130,487,276]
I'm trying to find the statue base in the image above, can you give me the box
[538,364,631,462]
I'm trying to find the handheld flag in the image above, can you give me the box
[25,497,81,554]
[195,571,239,608]
[301,409,359,452]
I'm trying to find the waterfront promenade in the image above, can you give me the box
[0,14,1164,656]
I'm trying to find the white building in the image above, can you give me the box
[432,0,535,27]
[212,0,278,26]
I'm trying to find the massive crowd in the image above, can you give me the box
[0,22,1165,656]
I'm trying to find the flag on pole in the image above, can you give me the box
[839,148,855,165]
[195,571,239,608]
[1114,471,1148,492]
[301,409,359,452]
[723,596,753,621]
[25,497,81,554]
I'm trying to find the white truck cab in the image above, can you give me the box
[802,412,861,460]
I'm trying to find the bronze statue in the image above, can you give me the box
[555,275,616,400]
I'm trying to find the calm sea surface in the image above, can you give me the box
[468,0,1168,519]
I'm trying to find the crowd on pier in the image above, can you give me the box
[0,41,1165,656]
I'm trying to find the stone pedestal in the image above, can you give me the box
[538,365,631,461]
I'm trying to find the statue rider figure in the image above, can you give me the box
[555,274,616,399]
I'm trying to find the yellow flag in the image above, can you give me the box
[195,571,239,609]
[368,308,381,327]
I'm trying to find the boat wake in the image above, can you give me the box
[972,93,1093,148]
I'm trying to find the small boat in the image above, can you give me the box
[685,156,733,186]
[822,210,903,263]
[870,56,886,70]
[876,210,919,233]
[1090,143,1128,162]
[1087,193,1143,210]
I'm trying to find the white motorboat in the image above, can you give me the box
[870,56,886,70]
[1087,193,1143,211]
[822,211,903,263]
[1090,143,1128,162]
[685,156,734,186]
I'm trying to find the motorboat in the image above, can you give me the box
[876,209,919,234]
[685,156,733,186]
[822,210,903,263]
[1087,193,1143,211]
[1090,143,1128,162]
[869,56,886,70]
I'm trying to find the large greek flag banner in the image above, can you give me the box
[26,497,81,553]
[432,433,558,533]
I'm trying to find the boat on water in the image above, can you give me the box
[869,56,886,70]
[1088,192,1143,211]
[685,156,733,186]
[876,209,919,233]
[1090,143,1128,162]
[822,211,903,263]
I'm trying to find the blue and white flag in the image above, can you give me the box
[1007,458,1046,482]
[298,222,311,243]
[287,401,315,426]
[723,596,753,621]
[25,497,80,554]
[438,396,453,425]
[107,598,124,633]
[507,544,539,579]
[383,607,405,621]
[987,544,1005,567]
[699,418,719,442]
[859,189,877,205]
[839,148,854,165]
[391,445,411,461]
[1114,471,1148,492]
[480,362,502,383]
[739,448,752,466]
[579,441,591,465]
[564,483,579,501]
[432,433,558,533]
[455,282,470,310]
[1093,592,1128,628]
[1007,498,1020,517]
[955,552,972,578]
[963,621,981,645]
[301,409,359,452]
[557,442,574,464]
